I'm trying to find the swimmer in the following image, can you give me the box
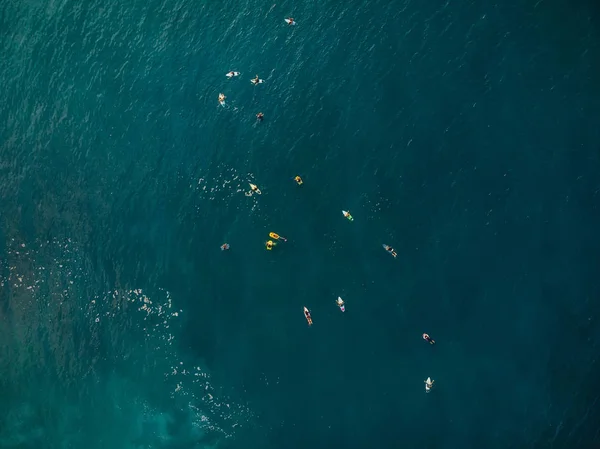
[382,244,398,258]
[425,377,434,393]
[303,306,313,326]
[266,240,275,251]
[422,333,435,345]
[336,297,345,312]
[342,210,354,221]
[294,175,303,185]
[220,243,230,251]
[218,93,226,106]
[256,112,264,121]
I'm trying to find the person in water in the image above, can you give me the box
[218,93,226,103]
[294,175,303,185]
[256,112,264,121]
[304,308,313,325]
[385,245,398,258]
[425,378,434,391]
[220,243,230,251]
[287,18,294,25]
[251,184,259,193]
[422,333,435,344]
[251,75,260,85]
[266,240,274,250]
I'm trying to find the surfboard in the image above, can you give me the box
[226,71,240,78]
[425,378,433,392]
[342,210,353,221]
[251,79,265,84]
[285,19,296,25]
[249,183,262,194]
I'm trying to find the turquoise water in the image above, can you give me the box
[2,0,600,447]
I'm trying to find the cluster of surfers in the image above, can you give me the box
[217,17,297,121]
[217,16,437,393]
[220,179,437,392]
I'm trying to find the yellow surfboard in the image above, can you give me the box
[269,232,287,241]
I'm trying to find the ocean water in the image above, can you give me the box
[1,0,600,447]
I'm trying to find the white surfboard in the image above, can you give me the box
[285,19,296,25]
[226,71,240,78]
[425,377,434,392]
[251,79,265,84]
[249,183,262,195]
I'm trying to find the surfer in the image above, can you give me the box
[303,306,313,326]
[220,243,230,251]
[245,183,259,196]
[294,175,303,185]
[226,71,238,78]
[218,93,226,105]
[342,210,353,221]
[383,244,397,258]
[256,112,264,121]
[425,377,434,392]
[422,333,435,345]
[245,183,261,196]
[286,17,295,25]
[266,240,274,251]
[251,75,262,85]
[269,232,287,242]
[336,297,345,312]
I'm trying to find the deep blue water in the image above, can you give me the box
[2,0,600,447]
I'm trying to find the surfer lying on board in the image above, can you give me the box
[425,377,434,392]
[245,183,261,197]
[256,112,264,121]
[251,75,260,85]
[269,232,287,242]
[294,175,303,185]
[422,333,435,345]
[383,244,397,258]
[303,307,313,326]
[286,17,295,25]
[220,243,230,251]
